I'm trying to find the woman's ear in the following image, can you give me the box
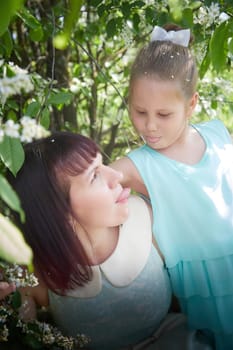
[187,92,199,118]
[69,215,78,233]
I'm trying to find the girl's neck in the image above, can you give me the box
[158,124,205,165]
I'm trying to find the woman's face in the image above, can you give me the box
[69,153,130,231]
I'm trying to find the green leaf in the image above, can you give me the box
[106,18,117,38]
[40,108,50,129]
[228,38,233,55]
[63,0,83,35]
[132,1,145,6]
[6,99,19,111]
[29,26,43,42]
[90,0,102,6]
[12,290,22,308]
[168,0,183,21]
[0,136,25,176]
[47,91,73,105]
[132,13,140,30]
[181,8,193,28]
[0,0,24,36]
[199,46,211,79]
[189,1,202,10]
[211,99,218,109]
[0,213,32,265]
[7,110,17,121]
[121,2,131,17]
[53,0,83,50]
[23,333,43,349]
[25,101,41,116]
[229,18,233,34]
[6,64,17,77]
[1,30,13,57]
[210,22,228,72]
[145,6,157,23]
[0,174,25,222]
[19,7,41,29]
[97,3,106,17]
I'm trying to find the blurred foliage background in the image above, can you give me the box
[0,0,233,262]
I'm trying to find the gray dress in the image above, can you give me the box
[49,196,171,350]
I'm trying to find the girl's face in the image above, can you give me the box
[129,77,197,151]
[69,153,130,231]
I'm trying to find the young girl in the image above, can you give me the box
[111,24,233,350]
[7,132,211,350]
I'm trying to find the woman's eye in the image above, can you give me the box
[91,172,98,183]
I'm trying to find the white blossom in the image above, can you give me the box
[4,263,39,288]
[8,62,28,75]
[69,77,94,94]
[0,63,34,105]
[4,120,20,138]
[0,324,9,341]
[194,2,227,27]
[21,116,49,142]
[21,116,50,141]
[34,124,50,139]
[69,77,80,93]
[20,116,38,143]
[207,2,220,24]
[219,12,230,23]
[0,116,50,144]
[120,21,134,46]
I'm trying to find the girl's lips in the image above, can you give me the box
[116,187,131,203]
[146,136,161,144]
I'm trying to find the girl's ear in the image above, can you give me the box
[187,92,199,118]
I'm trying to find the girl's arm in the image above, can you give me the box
[111,156,148,196]
[141,197,164,261]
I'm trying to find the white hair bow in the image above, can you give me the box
[150,26,190,47]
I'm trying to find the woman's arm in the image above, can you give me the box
[19,278,49,321]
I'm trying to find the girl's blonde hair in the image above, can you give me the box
[129,24,198,99]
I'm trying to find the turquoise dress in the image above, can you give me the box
[49,196,172,350]
[128,120,233,350]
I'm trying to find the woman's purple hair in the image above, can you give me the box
[7,132,99,293]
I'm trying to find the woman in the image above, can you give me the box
[7,132,211,350]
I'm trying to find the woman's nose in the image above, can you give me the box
[106,167,123,188]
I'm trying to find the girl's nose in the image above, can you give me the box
[146,116,158,131]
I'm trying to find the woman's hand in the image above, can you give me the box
[0,281,16,300]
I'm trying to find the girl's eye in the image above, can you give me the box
[158,113,170,118]
[137,110,146,115]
